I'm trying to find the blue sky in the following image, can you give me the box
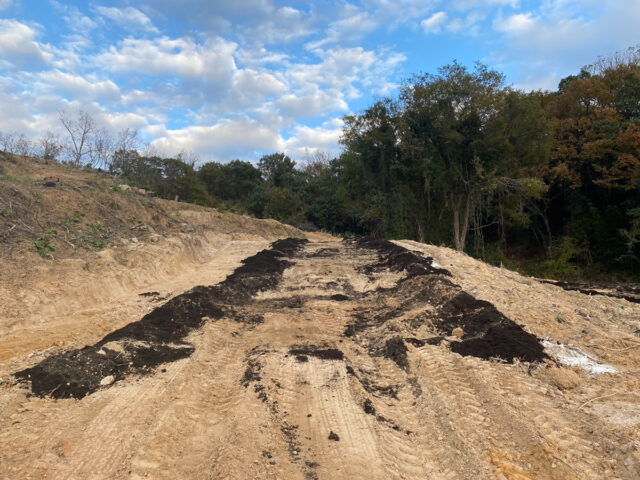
[0,0,638,164]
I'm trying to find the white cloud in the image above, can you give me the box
[494,12,535,33]
[0,19,52,68]
[0,0,12,11]
[490,1,640,90]
[36,70,121,103]
[284,119,344,159]
[96,6,159,33]
[421,11,448,33]
[96,36,237,83]
[149,116,284,161]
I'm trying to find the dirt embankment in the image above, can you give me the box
[2,235,640,479]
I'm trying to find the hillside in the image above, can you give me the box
[1,155,640,479]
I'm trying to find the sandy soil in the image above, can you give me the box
[1,237,639,479]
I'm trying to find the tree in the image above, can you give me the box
[59,109,95,166]
[400,62,508,251]
[38,131,63,161]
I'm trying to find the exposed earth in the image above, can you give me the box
[2,156,640,479]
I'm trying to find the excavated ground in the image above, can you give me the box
[1,238,640,479]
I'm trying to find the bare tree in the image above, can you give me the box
[14,134,32,157]
[38,131,63,161]
[59,109,95,166]
[88,127,114,169]
[0,132,15,153]
[115,127,140,152]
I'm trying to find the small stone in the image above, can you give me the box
[100,375,115,386]
[551,463,557,469]
[328,431,340,441]
[0,377,3,385]
[131,237,138,243]
[452,327,464,338]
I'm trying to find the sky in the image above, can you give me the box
[0,0,639,164]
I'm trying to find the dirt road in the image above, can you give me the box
[1,238,639,479]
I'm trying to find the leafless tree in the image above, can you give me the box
[14,134,32,157]
[0,132,15,153]
[38,131,63,161]
[59,109,95,166]
[115,127,140,152]
[89,127,114,169]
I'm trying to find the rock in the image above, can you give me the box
[131,237,138,243]
[118,184,131,191]
[452,327,464,338]
[0,377,3,385]
[97,349,106,356]
[328,431,340,441]
[100,375,115,386]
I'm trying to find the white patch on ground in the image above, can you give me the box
[542,340,617,374]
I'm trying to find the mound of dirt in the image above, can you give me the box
[345,239,547,364]
[14,238,308,399]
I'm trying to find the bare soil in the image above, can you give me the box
[2,156,640,479]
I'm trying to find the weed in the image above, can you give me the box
[91,239,105,250]
[45,229,58,236]
[89,223,104,232]
[109,185,122,193]
[34,236,55,258]
[2,174,34,184]
[171,212,181,222]
[1,209,11,217]
[556,316,565,323]
[61,218,73,227]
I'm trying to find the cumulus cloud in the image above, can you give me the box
[149,116,284,161]
[95,6,159,33]
[421,11,448,33]
[490,1,640,90]
[284,119,344,159]
[96,36,237,83]
[36,70,121,103]
[0,19,52,68]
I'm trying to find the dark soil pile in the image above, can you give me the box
[349,237,450,278]
[347,238,547,364]
[541,280,640,304]
[15,238,308,399]
[289,345,345,361]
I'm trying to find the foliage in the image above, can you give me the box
[34,236,55,258]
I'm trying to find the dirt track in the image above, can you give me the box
[2,238,640,479]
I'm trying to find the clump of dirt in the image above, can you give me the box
[363,399,376,415]
[436,291,547,363]
[329,294,350,301]
[349,237,450,278]
[15,238,308,399]
[328,431,340,441]
[381,336,409,369]
[289,345,344,361]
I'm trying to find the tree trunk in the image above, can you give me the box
[452,192,472,251]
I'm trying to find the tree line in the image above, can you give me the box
[3,48,639,279]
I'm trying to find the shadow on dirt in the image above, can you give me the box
[15,238,308,399]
